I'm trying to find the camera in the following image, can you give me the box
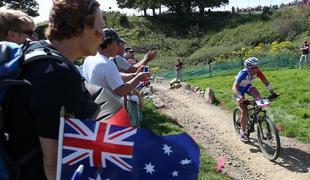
[143,66,150,72]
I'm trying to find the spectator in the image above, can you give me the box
[0,7,35,44]
[4,0,104,179]
[299,41,309,69]
[124,46,137,64]
[176,58,183,81]
[124,46,135,60]
[113,44,157,73]
[82,28,151,103]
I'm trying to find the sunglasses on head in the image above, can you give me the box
[22,30,34,36]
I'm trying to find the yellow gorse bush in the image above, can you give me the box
[269,41,294,56]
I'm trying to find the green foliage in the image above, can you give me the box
[35,6,310,72]
[116,0,228,15]
[0,0,39,17]
[187,69,310,143]
[142,101,227,179]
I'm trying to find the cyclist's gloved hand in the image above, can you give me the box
[269,93,279,100]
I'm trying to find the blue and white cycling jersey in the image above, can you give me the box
[234,68,266,96]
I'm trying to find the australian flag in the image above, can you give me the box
[56,118,200,180]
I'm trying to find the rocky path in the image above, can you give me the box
[152,81,310,180]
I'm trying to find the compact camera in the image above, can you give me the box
[143,66,150,72]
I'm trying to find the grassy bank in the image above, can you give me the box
[142,101,227,179]
[187,68,310,143]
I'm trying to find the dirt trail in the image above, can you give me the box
[152,81,310,180]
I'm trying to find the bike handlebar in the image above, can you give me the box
[244,94,279,106]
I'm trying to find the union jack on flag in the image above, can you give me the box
[62,118,136,170]
[56,118,200,180]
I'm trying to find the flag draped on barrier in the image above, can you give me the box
[56,118,200,180]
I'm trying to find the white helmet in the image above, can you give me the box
[244,57,259,68]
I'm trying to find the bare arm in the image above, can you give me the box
[113,72,151,96]
[125,66,139,73]
[257,69,276,94]
[39,137,58,180]
[132,50,157,68]
[120,72,135,82]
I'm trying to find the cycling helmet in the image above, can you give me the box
[244,57,259,68]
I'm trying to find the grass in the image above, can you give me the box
[187,68,310,143]
[141,101,227,180]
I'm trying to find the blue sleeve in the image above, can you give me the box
[235,70,248,84]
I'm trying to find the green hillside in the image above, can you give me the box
[36,6,310,70]
[100,6,310,71]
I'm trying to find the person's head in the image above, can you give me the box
[177,58,181,62]
[99,28,125,57]
[304,41,308,45]
[124,46,135,59]
[116,42,125,56]
[0,7,35,44]
[45,0,104,56]
[244,57,259,75]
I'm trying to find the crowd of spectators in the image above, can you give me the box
[0,0,158,179]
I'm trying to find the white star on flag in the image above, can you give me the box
[172,170,179,177]
[162,144,173,156]
[144,162,155,174]
[180,158,192,165]
[88,174,109,180]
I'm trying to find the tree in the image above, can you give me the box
[193,0,229,15]
[164,0,192,15]
[116,0,161,16]
[0,0,39,17]
[116,0,136,9]
[116,0,229,16]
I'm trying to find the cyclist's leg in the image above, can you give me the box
[235,87,248,133]
[247,86,261,99]
[237,100,247,132]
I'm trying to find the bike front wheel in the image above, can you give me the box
[256,115,281,161]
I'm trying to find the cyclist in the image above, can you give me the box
[232,57,278,142]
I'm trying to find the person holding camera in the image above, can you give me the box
[82,28,151,103]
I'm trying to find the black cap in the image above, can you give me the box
[124,46,135,53]
[103,28,125,44]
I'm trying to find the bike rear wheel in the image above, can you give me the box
[233,108,241,136]
[256,115,281,161]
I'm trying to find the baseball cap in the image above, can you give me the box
[103,28,125,44]
[124,46,135,53]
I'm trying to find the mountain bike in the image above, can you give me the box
[233,96,280,161]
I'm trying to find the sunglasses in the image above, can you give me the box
[250,66,258,70]
[22,30,34,36]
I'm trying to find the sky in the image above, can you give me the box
[34,0,296,23]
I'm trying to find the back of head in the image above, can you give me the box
[244,57,259,68]
[45,0,100,41]
[0,7,35,41]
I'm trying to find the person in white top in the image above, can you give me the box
[82,28,150,102]
[112,43,157,73]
